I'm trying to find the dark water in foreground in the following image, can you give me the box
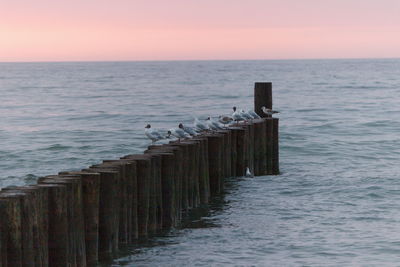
[2,59,400,266]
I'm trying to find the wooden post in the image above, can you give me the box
[254,82,272,117]
[1,188,35,267]
[38,184,68,267]
[142,151,164,231]
[229,127,241,178]
[265,118,273,175]
[25,185,49,267]
[82,168,119,259]
[242,123,255,177]
[206,134,223,194]
[235,127,247,176]
[101,161,131,244]
[59,171,100,266]
[272,118,280,174]
[169,142,190,211]
[121,155,151,238]
[38,175,86,267]
[145,150,176,229]
[217,130,231,179]
[155,145,183,224]
[191,137,209,204]
[0,192,23,267]
[2,186,49,267]
[181,140,200,208]
[115,160,138,241]
[253,119,267,176]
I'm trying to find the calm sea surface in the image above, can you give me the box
[1,59,400,266]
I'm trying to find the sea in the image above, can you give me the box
[1,59,400,266]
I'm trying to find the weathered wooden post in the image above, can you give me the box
[1,188,35,267]
[59,171,100,266]
[1,186,50,267]
[254,82,278,175]
[145,149,176,229]
[147,153,163,232]
[82,168,119,259]
[253,119,267,175]
[88,165,121,253]
[121,155,151,238]
[154,145,183,223]
[191,137,210,204]
[265,118,273,174]
[101,160,131,244]
[207,134,224,194]
[243,122,255,176]
[169,142,190,211]
[25,185,49,267]
[235,127,247,177]
[38,175,86,267]
[254,82,272,117]
[0,192,23,267]
[115,159,138,241]
[181,140,201,208]
[40,184,69,266]
[272,118,280,174]
[229,127,241,178]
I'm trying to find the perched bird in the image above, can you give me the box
[247,110,261,119]
[145,124,164,144]
[240,109,254,120]
[232,106,245,123]
[245,167,253,178]
[261,106,280,116]
[219,115,233,125]
[168,127,191,142]
[179,123,198,136]
[206,116,224,130]
[193,117,209,132]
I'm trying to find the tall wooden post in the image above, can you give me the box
[254,82,272,117]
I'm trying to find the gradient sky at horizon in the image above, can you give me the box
[1,0,400,62]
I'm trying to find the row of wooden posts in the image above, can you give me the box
[0,82,279,266]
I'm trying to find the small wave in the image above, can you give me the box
[40,144,72,151]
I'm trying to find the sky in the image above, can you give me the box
[1,0,400,62]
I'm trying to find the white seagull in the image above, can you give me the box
[145,124,164,144]
[245,167,253,178]
[247,110,261,119]
[179,123,198,136]
[261,106,280,116]
[193,117,209,132]
[240,109,254,120]
[206,116,224,130]
[168,127,191,141]
[219,115,233,125]
[232,106,245,123]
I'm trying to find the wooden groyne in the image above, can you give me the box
[0,82,279,266]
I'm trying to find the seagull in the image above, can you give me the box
[261,106,280,116]
[145,124,164,144]
[206,116,224,130]
[232,106,245,123]
[240,109,254,120]
[247,110,261,119]
[168,127,191,142]
[193,117,209,132]
[219,115,233,125]
[179,123,198,136]
[245,167,253,178]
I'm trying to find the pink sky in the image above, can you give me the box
[1,0,400,62]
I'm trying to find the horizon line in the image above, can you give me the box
[1,56,400,64]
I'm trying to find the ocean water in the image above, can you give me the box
[2,59,400,266]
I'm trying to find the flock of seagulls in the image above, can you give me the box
[144,106,279,144]
[144,106,279,178]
